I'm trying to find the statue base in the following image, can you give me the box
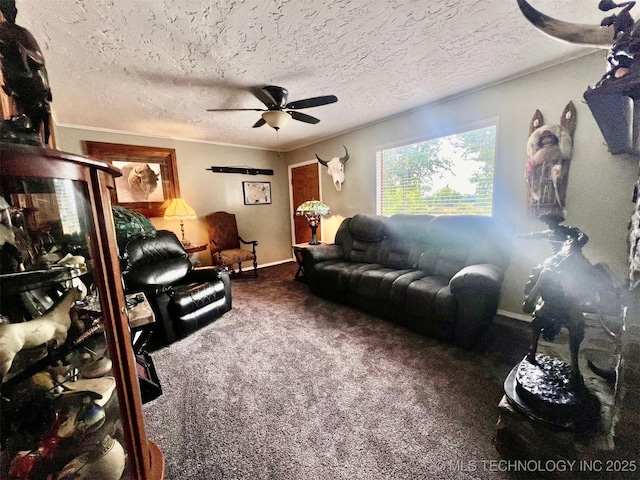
[504,354,600,431]
[0,117,43,146]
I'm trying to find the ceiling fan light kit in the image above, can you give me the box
[262,110,291,130]
[207,85,337,131]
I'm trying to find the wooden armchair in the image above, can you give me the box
[205,211,258,277]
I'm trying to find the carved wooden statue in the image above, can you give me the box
[0,0,52,145]
[525,102,576,218]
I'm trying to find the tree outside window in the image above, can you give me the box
[377,125,496,216]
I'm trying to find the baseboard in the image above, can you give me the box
[257,259,294,269]
[497,309,531,323]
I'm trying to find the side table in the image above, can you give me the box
[184,244,207,267]
[126,292,162,403]
[292,243,324,282]
[184,244,207,254]
[126,292,155,354]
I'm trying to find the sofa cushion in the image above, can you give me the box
[351,267,418,301]
[418,215,514,277]
[385,215,434,269]
[314,261,383,291]
[388,270,430,306]
[331,215,386,264]
[405,276,456,323]
[349,214,386,242]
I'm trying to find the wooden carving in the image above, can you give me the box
[0,1,52,146]
[525,102,577,217]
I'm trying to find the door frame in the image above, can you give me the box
[288,159,324,248]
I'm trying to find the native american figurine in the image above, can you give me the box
[525,103,576,218]
[0,0,52,144]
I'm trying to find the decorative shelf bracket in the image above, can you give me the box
[584,92,637,155]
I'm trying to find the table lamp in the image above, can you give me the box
[164,197,196,246]
[296,200,330,245]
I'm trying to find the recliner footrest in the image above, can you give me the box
[169,281,226,317]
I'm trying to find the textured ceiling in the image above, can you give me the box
[17,1,613,151]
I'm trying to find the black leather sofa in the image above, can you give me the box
[300,214,514,349]
[121,230,232,345]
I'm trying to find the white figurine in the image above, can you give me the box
[0,287,84,379]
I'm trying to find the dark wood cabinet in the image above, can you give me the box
[0,143,164,480]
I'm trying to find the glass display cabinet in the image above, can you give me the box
[0,143,164,480]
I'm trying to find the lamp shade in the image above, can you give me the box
[262,110,291,130]
[163,198,196,221]
[296,200,330,217]
[296,200,330,245]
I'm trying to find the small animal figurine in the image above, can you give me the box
[0,287,85,379]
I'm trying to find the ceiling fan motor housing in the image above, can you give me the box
[262,85,289,109]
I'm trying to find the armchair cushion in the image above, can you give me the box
[217,248,255,266]
[123,231,191,287]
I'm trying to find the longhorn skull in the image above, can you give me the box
[517,0,640,97]
[316,145,350,191]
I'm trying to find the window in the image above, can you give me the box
[376,124,496,216]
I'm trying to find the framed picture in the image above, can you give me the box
[243,181,272,205]
[85,142,180,217]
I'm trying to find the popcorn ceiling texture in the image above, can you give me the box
[18,1,604,150]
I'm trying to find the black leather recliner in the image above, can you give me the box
[121,230,232,346]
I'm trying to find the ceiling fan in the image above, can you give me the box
[206,85,338,130]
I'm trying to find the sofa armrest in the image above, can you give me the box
[301,244,344,264]
[449,264,504,349]
[449,264,504,294]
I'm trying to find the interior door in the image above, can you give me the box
[291,163,320,244]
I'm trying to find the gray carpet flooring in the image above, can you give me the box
[142,262,531,479]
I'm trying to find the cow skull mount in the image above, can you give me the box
[316,145,350,191]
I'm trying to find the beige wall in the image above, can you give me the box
[287,52,639,315]
[55,51,639,316]
[54,129,293,267]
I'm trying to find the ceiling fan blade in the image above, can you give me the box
[252,118,267,128]
[206,108,267,112]
[286,95,337,110]
[289,111,320,124]
[260,85,288,109]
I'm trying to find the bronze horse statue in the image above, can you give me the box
[521,215,622,387]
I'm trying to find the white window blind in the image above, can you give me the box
[376,125,496,216]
